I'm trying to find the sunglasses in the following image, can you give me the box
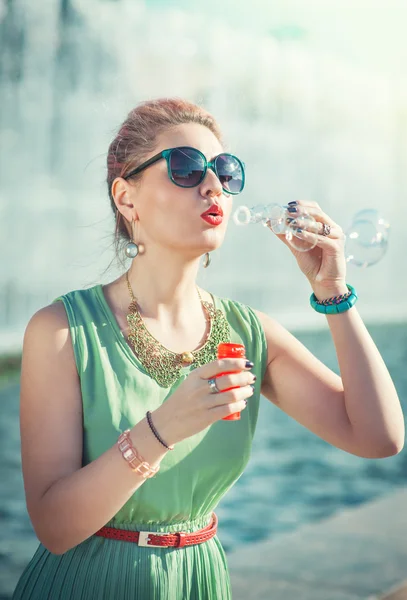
[123,146,245,195]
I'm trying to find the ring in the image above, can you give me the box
[207,377,220,394]
[321,223,331,236]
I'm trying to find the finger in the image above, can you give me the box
[213,371,256,392]
[211,397,249,420]
[315,221,345,239]
[290,226,343,248]
[285,203,337,228]
[209,384,254,412]
[288,218,343,240]
[211,384,254,406]
[198,358,254,380]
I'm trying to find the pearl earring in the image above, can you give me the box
[125,241,140,259]
[125,219,145,259]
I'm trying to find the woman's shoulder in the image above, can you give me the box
[27,300,68,330]
[25,284,100,335]
[52,284,100,304]
[23,302,71,360]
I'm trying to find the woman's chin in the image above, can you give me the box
[201,242,222,255]
[201,228,226,249]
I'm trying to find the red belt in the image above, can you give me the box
[94,512,218,548]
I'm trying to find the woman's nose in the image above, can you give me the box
[199,167,223,197]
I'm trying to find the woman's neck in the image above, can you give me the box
[123,255,207,329]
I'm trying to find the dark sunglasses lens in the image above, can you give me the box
[169,148,205,187]
[215,155,244,193]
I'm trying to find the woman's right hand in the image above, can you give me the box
[150,358,256,447]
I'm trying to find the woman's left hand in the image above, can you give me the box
[272,200,347,291]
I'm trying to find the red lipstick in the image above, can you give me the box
[200,205,223,226]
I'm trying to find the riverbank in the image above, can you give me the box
[228,485,407,599]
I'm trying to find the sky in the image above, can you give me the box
[147,0,407,79]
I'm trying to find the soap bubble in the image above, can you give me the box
[233,204,390,265]
[344,209,390,268]
[282,213,320,252]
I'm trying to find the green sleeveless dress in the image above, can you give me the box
[12,284,267,600]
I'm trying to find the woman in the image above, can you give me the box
[13,98,404,600]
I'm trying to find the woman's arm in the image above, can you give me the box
[254,301,404,459]
[20,303,170,555]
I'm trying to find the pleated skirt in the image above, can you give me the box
[12,515,232,600]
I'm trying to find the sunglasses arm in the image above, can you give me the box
[123,151,165,180]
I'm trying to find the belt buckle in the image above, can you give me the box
[138,531,170,548]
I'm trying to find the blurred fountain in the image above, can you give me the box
[1,0,407,351]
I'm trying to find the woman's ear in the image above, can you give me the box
[111,177,137,223]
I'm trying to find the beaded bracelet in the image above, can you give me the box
[146,411,175,451]
[310,283,358,314]
[117,429,160,478]
[317,290,352,306]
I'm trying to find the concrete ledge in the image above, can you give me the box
[380,580,407,600]
[227,486,407,600]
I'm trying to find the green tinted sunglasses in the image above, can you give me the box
[123,146,245,195]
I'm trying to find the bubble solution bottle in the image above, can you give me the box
[217,342,247,421]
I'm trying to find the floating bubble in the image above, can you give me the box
[283,213,320,252]
[265,204,289,234]
[344,209,390,268]
[233,204,391,265]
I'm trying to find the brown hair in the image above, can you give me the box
[106,97,223,261]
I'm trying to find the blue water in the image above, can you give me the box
[1,321,406,597]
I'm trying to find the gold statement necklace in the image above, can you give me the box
[125,271,231,388]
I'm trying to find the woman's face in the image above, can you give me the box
[128,122,234,259]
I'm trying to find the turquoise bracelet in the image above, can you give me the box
[310,283,358,314]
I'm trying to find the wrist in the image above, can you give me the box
[127,418,169,469]
[149,406,180,448]
[311,282,349,302]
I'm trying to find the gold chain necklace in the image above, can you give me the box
[125,270,231,388]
